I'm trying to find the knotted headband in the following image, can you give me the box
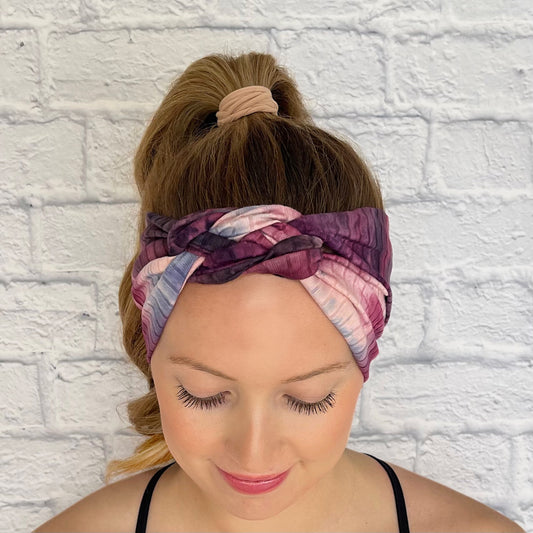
[131,204,393,382]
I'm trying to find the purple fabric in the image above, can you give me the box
[131,204,393,381]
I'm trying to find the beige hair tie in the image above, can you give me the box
[216,85,279,126]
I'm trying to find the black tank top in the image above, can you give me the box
[135,453,410,533]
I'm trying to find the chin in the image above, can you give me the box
[207,462,320,525]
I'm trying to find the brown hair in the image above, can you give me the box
[105,50,384,483]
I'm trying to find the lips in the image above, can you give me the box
[220,468,286,482]
[217,465,291,495]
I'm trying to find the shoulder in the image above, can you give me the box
[385,460,525,533]
[32,467,159,533]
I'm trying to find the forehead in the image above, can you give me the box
[162,273,351,355]
[177,272,309,311]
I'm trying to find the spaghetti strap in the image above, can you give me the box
[364,453,410,533]
[135,461,175,533]
[135,456,409,533]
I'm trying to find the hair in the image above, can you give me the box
[104,50,385,483]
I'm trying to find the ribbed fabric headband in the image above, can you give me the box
[131,204,393,382]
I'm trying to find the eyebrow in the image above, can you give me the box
[167,355,352,384]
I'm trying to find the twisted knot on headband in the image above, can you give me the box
[131,204,393,382]
[216,85,279,126]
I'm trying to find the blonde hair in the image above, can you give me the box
[105,50,384,483]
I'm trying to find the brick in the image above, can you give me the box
[391,35,533,108]
[347,435,416,471]
[3,0,79,19]
[419,433,513,505]
[0,30,39,103]
[41,203,138,272]
[438,280,533,347]
[448,1,533,21]
[379,281,426,354]
[0,310,96,354]
[84,0,440,23]
[0,281,96,314]
[54,312,98,354]
[387,199,533,272]
[47,29,270,103]
[86,118,142,202]
[365,364,533,431]
[0,311,55,353]
[0,281,96,313]
[4,502,52,533]
[0,207,31,275]
[277,31,385,112]
[0,119,85,204]
[518,506,532,533]
[108,432,148,480]
[93,272,124,353]
[0,363,41,427]
[0,437,104,504]
[83,0,200,18]
[323,116,427,200]
[515,433,533,503]
[53,359,145,429]
[431,121,531,190]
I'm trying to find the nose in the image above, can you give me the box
[225,400,283,473]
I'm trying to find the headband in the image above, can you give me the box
[131,204,392,382]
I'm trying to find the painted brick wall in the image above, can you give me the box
[0,2,531,532]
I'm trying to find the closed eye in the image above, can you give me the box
[175,385,337,415]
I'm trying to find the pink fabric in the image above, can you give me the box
[216,85,279,126]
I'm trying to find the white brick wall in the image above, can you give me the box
[0,2,531,531]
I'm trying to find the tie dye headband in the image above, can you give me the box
[131,204,393,382]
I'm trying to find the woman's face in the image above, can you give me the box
[150,273,364,531]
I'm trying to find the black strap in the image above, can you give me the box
[136,457,409,533]
[135,462,176,533]
[364,453,410,533]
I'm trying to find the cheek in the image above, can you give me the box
[302,382,361,456]
[306,368,363,460]
[156,386,215,456]
[335,386,361,438]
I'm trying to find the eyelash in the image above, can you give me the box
[175,385,337,416]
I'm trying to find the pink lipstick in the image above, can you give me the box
[217,466,290,495]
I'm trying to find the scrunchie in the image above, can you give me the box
[131,204,393,382]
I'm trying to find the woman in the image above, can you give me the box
[33,51,524,533]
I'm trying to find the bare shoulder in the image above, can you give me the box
[32,467,158,533]
[387,460,525,533]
